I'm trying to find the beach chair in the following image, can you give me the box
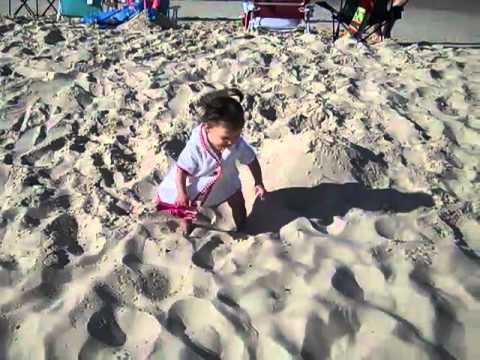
[243,0,315,33]
[57,0,103,20]
[317,0,396,42]
[42,0,58,16]
[8,0,59,17]
[124,0,176,18]
[8,0,37,17]
[120,0,180,25]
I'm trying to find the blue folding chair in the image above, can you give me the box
[58,0,103,19]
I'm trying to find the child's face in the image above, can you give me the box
[206,124,242,151]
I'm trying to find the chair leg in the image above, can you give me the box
[14,1,36,17]
[333,18,340,40]
[42,1,58,16]
[304,7,312,34]
[303,9,310,34]
[167,6,180,26]
[330,17,334,40]
[57,1,62,21]
[14,1,25,17]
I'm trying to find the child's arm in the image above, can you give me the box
[174,138,200,208]
[175,167,189,207]
[247,158,267,199]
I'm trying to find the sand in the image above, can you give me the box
[1,14,480,360]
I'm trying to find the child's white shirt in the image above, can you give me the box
[156,124,256,207]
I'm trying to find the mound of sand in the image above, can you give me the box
[0,16,479,359]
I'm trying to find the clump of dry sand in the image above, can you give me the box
[0,15,479,360]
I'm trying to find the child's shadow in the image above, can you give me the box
[245,182,435,235]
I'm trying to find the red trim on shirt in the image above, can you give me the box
[199,123,221,162]
[195,124,223,205]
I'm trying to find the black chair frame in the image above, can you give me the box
[317,0,396,42]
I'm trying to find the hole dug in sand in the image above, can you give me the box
[122,253,172,302]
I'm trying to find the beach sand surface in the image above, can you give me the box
[0,12,480,360]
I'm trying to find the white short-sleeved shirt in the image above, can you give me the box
[156,124,256,207]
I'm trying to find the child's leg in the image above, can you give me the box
[227,190,247,231]
[179,219,193,236]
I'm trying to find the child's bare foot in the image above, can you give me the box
[368,30,384,44]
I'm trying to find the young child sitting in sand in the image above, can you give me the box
[155,88,267,234]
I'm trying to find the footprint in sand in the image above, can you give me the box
[122,254,171,302]
[374,217,398,240]
[87,285,127,347]
[192,236,224,272]
[331,266,365,302]
[0,255,17,272]
[160,135,188,161]
[87,308,126,347]
[131,174,158,203]
[258,103,277,123]
[301,306,360,360]
[43,214,84,268]
[69,135,90,153]
[110,142,137,183]
[91,152,114,187]
[44,213,83,255]
[20,137,67,166]
[3,153,13,165]
[44,29,66,45]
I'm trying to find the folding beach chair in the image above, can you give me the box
[317,0,397,42]
[125,0,180,25]
[8,0,38,17]
[57,0,103,20]
[243,0,315,34]
[42,0,57,16]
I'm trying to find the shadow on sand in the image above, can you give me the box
[245,182,434,235]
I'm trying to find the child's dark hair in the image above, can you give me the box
[198,88,245,130]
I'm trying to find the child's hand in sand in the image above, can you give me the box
[255,184,267,200]
[175,191,190,208]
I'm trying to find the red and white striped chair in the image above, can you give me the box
[243,0,315,33]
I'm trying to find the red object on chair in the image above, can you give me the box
[254,0,308,19]
[359,0,375,12]
[247,0,314,32]
[143,0,160,9]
